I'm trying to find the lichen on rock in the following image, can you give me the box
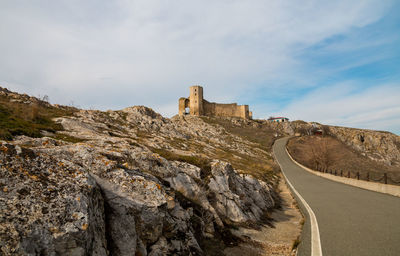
[0,95,278,255]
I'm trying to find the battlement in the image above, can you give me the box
[179,85,252,119]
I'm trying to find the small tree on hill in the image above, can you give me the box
[311,138,332,170]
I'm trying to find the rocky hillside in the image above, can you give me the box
[2,86,398,255]
[327,126,400,167]
[0,88,285,255]
[284,120,400,169]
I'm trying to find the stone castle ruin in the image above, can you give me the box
[179,85,252,119]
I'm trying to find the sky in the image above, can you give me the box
[0,0,399,134]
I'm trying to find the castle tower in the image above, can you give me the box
[189,85,203,116]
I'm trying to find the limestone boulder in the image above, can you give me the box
[207,161,274,224]
[0,142,107,256]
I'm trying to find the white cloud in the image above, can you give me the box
[281,83,400,134]
[0,0,397,132]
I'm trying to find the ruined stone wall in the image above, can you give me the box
[179,85,251,119]
[203,100,249,119]
[178,97,189,116]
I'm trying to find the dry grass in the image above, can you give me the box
[149,135,279,183]
[199,117,281,182]
[287,135,400,185]
[212,148,278,182]
[0,93,77,140]
[200,117,279,150]
[53,133,87,143]
[149,147,212,176]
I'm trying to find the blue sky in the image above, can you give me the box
[0,0,399,134]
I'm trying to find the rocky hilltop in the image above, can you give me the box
[0,88,283,255]
[1,87,399,255]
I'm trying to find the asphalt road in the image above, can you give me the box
[273,137,400,256]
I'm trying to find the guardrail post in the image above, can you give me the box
[384,173,387,184]
[334,170,337,176]
[366,172,369,181]
[340,170,343,177]
[357,172,359,180]
[348,171,350,178]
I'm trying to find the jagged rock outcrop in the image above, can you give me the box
[207,161,274,224]
[327,126,400,166]
[0,104,277,255]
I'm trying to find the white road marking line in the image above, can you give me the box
[274,143,323,256]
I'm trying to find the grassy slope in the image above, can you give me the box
[200,117,279,150]
[199,116,282,181]
[0,93,77,140]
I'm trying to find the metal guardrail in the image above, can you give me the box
[314,166,400,185]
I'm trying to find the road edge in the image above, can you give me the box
[285,146,400,198]
[273,138,323,256]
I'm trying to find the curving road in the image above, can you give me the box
[273,137,400,256]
